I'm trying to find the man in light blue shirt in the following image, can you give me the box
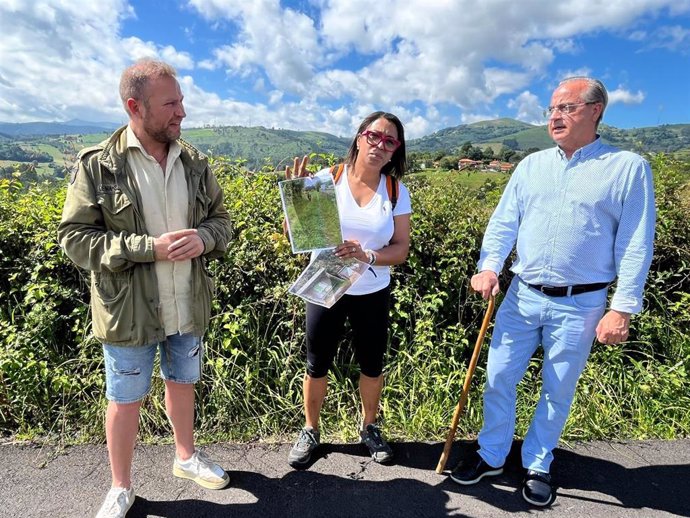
[450,77,655,507]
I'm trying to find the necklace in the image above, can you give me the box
[151,149,168,168]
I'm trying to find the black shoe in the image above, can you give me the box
[449,449,503,485]
[521,470,555,507]
[288,427,320,468]
[360,424,394,463]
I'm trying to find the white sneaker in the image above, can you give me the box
[173,449,230,489]
[95,486,135,518]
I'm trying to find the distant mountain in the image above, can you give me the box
[2,118,689,169]
[0,119,119,137]
[183,126,351,169]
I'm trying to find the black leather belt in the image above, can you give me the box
[526,281,611,297]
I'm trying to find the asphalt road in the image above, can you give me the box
[2,438,689,517]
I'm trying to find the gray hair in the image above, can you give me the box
[558,76,608,127]
[119,59,177,113]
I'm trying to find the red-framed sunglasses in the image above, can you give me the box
[360,130,401,152]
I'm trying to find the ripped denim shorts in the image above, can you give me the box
[103,334,202,403]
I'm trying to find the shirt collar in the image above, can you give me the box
[556,135,603,161]
[126,125,181,162]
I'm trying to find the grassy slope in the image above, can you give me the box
[412,168,510,190]
[3,121,690,176]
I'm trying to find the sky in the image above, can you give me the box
[1,0,690,138]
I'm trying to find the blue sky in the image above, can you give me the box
[1,0,689,138]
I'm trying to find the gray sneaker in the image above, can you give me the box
[288,426,320,467]
[360,423,394,463]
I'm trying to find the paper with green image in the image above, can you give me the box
[279,171,342,253]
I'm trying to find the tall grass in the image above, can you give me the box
[0,155,688,445]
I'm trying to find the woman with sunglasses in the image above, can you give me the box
[285,111,412,468]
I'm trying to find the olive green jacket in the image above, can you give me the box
[57,126,231,346]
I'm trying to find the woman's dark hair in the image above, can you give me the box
[345,111,407,178]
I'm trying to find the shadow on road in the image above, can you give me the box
[128,468,458,517]
[553,444,690,516]
[439,439,690,517]
[126,440,690,517]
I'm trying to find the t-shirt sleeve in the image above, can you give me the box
[392,180,412,216]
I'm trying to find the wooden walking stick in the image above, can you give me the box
[436,295,495,474]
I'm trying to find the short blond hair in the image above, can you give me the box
[119,59,177,113]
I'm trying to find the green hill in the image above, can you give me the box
[183,126,350,169]
[488,125,553,149]
[409,119,690,155]
[408,118,535,152]
[598,123,690,154]
[2,119,690,178]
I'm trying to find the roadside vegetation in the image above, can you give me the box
[0,154,688,446]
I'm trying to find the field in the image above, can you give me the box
[412,168,510,190]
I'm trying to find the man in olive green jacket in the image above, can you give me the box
[58,59,231,518]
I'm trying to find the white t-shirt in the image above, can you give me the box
[313,165,412,296]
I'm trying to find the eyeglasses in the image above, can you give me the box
[543,102,597,118]
[360,130,401,152]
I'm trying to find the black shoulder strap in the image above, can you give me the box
[386,175,398,210]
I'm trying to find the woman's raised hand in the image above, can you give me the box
[285,155,310,179]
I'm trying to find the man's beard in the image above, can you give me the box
[144,119,180,144]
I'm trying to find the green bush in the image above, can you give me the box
[0,155,688,444]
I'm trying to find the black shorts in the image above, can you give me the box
[305,286,390,378]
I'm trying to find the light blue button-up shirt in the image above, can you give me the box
[478,137,656,314]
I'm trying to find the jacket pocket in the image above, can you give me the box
[91,271,134,342]
[98,191,135,230]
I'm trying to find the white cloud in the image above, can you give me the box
[1,0,689,137]
[649,25,690,52]
[197,59,217,71]
[160,46,195,70]
[0,0,133,122]
[268,90,283,105]
[189,0,321,93]
[187,0,690,129]
[628,24,690,52]
[0,1,195,123]
[508,91,545,125]
[548,38,580,54]
[403,115,433,140]
[608,88,646,105]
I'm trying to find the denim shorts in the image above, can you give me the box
[103,333,203,403]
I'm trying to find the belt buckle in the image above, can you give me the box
[539,285,553,294]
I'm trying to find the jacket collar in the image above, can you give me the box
[98,124,208,175]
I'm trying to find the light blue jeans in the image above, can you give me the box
[477,276,607,473]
